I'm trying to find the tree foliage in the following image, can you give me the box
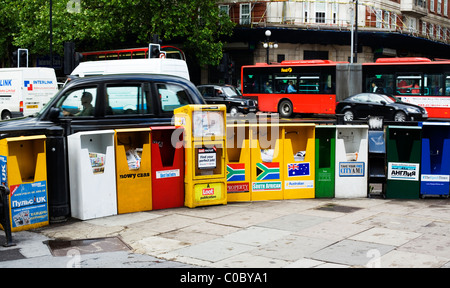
[0,0,235,66]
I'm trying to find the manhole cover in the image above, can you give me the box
[0,248,26,262]
[315,203,361,213]
[46,237,131,257]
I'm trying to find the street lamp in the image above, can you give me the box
[263,30,278,64]
[350,0,358,63]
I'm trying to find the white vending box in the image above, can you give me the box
[335,125,369,198]
[68,130,117,220]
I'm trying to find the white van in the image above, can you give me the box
[0,68,58,119]
[70,58,190,80]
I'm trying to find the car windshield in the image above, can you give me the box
[375,94,395,104]
[389,94,402,102]
[222,86,240,97]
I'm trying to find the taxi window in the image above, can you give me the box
[157,83,190,112]
[106,85,148,115]
[57,87,97,117]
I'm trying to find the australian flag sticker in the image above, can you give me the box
[287,162,310,177]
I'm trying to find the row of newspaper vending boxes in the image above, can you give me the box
[0,119,448,232]
[225,121,450,201]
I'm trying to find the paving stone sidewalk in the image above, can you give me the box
[1,197,450,268]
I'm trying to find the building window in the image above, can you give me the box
[384,11,390,29]
[316,12,325,23]
[332,2,338,24]
[303,1,309,23]
[422,21,428,36]
[438,0,442,13]
[315,1,326,23]
[240,3,251,25]
[304,50,329,60]
[219,5,229,16]
[430,0,435,12]
[444,0,448,16]
[391,13,397,30]
[376,9,382,28]
[407,17,417,33]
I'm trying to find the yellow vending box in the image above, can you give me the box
[282,123,315,199]
[115,128,152,214]
[0,135,48,232]
[250,123,284,201]
[174,105,227,208]
[226,123,251,202]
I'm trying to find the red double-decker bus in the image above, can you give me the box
[80,45,186,62]
[241,57,450,119]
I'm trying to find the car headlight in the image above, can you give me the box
[406,107,420,113]
[241,101,245,105]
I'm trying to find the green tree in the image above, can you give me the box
[0,0,20,66]
[5,0,234,66]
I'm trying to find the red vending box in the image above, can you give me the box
[151,126,185,209]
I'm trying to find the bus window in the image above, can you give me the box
[446,75,450,96]
[322,74,334,94]
[299,76,320,93]
[132,51,146,59]
[274,74,297,93]
[396,75,421,95]
[365,74,394,94]
[261,74,273,93]
[106,53,119,60]
[424,74,443,95]
[243,73,258,93]
[119,52,132,59]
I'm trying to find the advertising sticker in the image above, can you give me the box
[339,162,365,177]
[388,162,420,181]
[194,183,222,202]
[10,181,48,228]
[197,147,217,169]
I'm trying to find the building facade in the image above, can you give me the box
[204,0,450,85]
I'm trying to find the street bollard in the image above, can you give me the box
[0,185,16,247]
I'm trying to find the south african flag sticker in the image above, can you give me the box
[227,163,246,182]
[256,162,280,181]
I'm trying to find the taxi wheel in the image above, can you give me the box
[229,106,239,117]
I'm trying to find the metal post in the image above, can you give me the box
[350,4,354,63]
[354,0,358,63]
[0,186,15,247]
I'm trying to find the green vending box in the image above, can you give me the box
[315,125,336,198]
[385,126,422,199]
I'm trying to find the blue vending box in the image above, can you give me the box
[420,122,450,197]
